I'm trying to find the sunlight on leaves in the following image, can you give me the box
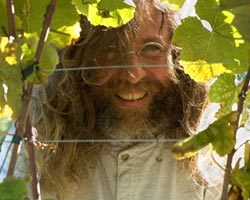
[174,0,249,76]
[219,0,250,41]
[0,105,13,136]
[0,105,13,120]
[49,22,81,49]
[72,0,135,27]
[180,60,231,82]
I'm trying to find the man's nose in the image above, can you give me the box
[125,54,146,84]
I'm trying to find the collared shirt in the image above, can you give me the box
[57,141,222,200]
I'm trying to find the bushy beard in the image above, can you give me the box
[90,78,184,143]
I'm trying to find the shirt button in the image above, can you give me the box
[121,154,129,161]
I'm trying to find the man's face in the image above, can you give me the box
[90,10,173,111]
[86,9,182,139]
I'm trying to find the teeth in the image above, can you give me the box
[117,91,146,100]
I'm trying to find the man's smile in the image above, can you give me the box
[115,89,149,108]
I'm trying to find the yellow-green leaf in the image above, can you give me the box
[180,60,232,82]
[72,0,135,27]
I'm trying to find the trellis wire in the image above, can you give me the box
[38,61,250,72]
[3,138,181,143]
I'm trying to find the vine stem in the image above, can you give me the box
[7,83,34,176]
[6,0,58,199]
[35,0,57,64]
[221,66,250,200]
[25,116,41,200]
[5,0,16,38]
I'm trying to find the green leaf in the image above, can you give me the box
[179,60,231,83]
[231,160,250,200]
[219,0,250,9]
[48,23,81,49]
[51,0,79,30]
[0,176,29,200]
[210,113,237,156]
[14,0,50,33]
[0,39,23,120]
[37,42,59,82]
[98,0,134,11]
[173,0,249,76]
[72,0,135,27]
[209,74,241,119]
[218,0,250,42]
[0,0,8,36]
[171,129,213,159]
[172,112,237,159]
[14,0,79,34]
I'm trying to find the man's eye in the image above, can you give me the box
[140,43,164,57]
[142,44,162,52]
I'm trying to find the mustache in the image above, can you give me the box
[103,77,166,94]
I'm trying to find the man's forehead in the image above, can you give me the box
[126,11,170,44]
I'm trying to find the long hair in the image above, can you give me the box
[30,0,208,196]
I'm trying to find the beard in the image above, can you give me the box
[90,77,184,143]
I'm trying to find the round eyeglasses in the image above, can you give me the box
[81,42,170,85]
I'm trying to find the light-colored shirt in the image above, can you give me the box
[50,141,222,200]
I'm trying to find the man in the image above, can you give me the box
[30,0,221,199]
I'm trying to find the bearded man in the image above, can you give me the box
[30,0,222,199]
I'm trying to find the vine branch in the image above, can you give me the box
[221,66,250,200]
[5,0,16,38]
[6,1,58,200]
[35,0,57,64]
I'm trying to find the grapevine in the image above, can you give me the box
[0,0,250,199]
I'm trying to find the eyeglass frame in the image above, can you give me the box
[81,41,172,85]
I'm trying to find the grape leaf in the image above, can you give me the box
[219,0,250,9]
[72,0,135,27]
[209,74,241,119]
[0,0,8,36]
[231,160,250,200]
[171,128,213,159]
[37,42,59,82]
[219,0,250,40]
[14,0,50,33]
[50,0,79,29]
[172,112,237,159]
[14,0,79,33]
[48,22,81,49]
[180,60,231,82]
[0,176,29,200]
[173,0,249,79]
[0,39,23,120]
[174,16,248,74]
